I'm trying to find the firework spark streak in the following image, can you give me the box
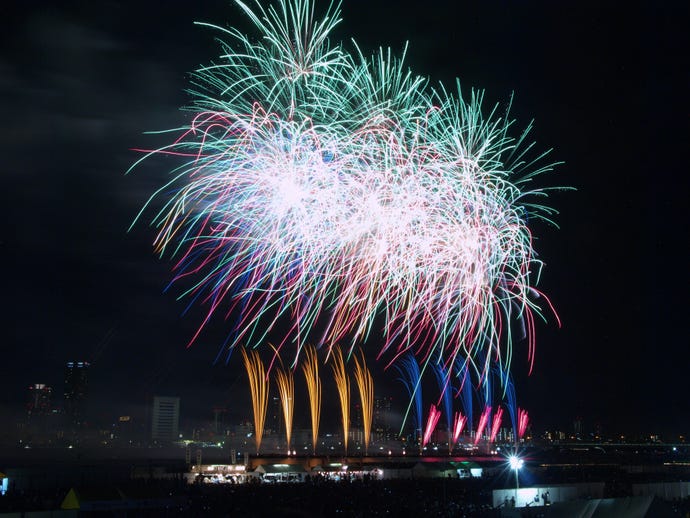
[456,361,474,434]
[132,0,562,390]
[503,370,519,444]
[241,348,269,454]
[353,350,374,455]
[396,354,423,437]
[452,411,467,448]
[518,408,529,440]
[423,404,442,449]
[301,344,321,455]
[489,406,504,443]
[474,406,491,446]
[274,360,295,453]
[330,346,350,456]
[433,363,454,452]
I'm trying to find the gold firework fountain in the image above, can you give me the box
[353,350,374,455]
[274,361,294,454]
[301,345,321,455]
[241,348,269,455]
[330,346,350,456]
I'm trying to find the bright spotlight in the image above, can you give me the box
[508,455,524,471]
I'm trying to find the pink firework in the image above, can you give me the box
[422,404,442,449]
[452,411,467,448]
[518,408,529,440]
[489,407,504,443]
[474,406,491,446]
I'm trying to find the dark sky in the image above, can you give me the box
[2,1,688,436]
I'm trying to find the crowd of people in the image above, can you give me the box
[0,475,500,517]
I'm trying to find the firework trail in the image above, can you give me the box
[517,408,529,440]
[395,354,423,441]
[131,0,561,384]
[433,363,454,452]
[474,406,491,446]
[489,406,504,443]
[241,348,269,454]
[330,346,350,456]
[423,404,442,449]
[456,360,474,434]
[452,411,467,450]
[274,356,295,454]
[353,349,374,455]
[301,344,321,455]
[503,370,519,444]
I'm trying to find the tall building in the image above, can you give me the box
[213,406,227,435]
[373,396,393,441]
[64,361,89,425]
[151,396,180,441]
[27,383,52,418]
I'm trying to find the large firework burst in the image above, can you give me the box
[131,0,561,379]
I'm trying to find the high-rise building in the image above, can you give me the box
[27,383,52,418]
[152,396,180,441]
[64,361,89,425]
[373,396,393,441]
[213,406,227,435]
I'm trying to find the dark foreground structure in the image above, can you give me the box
[0,477,494,517]
[3,445,690,516]
[1,477,687,517]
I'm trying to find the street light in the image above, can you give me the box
[508,455,524,505]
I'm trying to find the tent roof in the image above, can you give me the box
[61,488,80,510]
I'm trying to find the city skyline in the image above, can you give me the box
[3,1,687,438]
[3,353,684,445]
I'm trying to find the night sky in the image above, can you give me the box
[3,1,688,436]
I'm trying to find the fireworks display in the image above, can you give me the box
[474,407,491,446]
[452,411,467,449]
[489,407,504,443]
[301,344,321,455]
[353,350,374,455]
[433,363,454,451]
[274,358,295,453]
[396,355,423,439]
[241,348,269,454]
[517,408,529,440]
[423,404,442,449]
[330,346,351,455]
[132,0,560,385]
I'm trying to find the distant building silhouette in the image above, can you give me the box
[374,396,393,441]
[27,383,52,418]
[213,406,228,435]
[151,396,180,441]
[64,361,89,426]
